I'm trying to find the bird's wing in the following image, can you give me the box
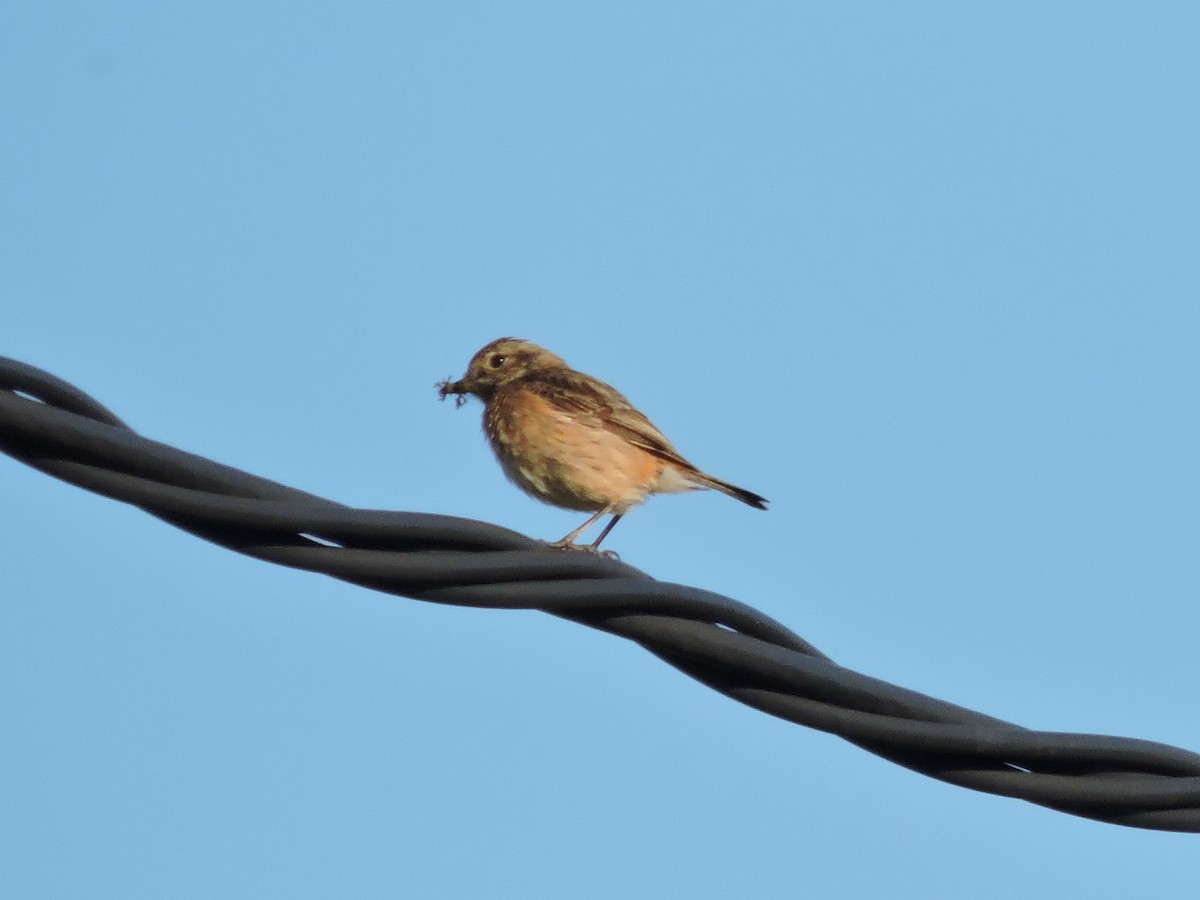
[526,370,701,474]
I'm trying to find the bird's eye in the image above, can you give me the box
[488,354,507,369]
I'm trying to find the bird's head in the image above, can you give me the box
[437,337,568,405]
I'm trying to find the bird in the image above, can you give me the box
[437,337,767,550]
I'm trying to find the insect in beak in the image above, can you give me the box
[436,379,470,407]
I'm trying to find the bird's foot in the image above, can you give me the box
[542,539,620,560]
[543,538,591,552]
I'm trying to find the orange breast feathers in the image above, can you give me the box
[483,386,676,514]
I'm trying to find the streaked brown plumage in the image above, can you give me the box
[438,337,767,550]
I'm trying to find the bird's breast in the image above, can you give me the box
[483,386,664,513]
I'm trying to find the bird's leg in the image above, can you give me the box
[546,507,612,550]
[588,513,623,550]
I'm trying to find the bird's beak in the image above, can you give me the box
[436,377,472,407]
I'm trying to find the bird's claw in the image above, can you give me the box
[541,539,620,560]
[543,538,586,551]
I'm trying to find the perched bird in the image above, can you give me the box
[437,337,767,550]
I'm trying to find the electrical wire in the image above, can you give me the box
[3,355,1199,832]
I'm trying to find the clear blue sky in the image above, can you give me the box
[4,2,1199,896]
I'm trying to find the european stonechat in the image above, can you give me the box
[438,337,767,550]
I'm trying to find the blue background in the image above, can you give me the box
[4,2,1199,896]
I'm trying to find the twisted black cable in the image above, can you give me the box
[3,355,1199,833]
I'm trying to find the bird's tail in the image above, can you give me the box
[694,472,769,510]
